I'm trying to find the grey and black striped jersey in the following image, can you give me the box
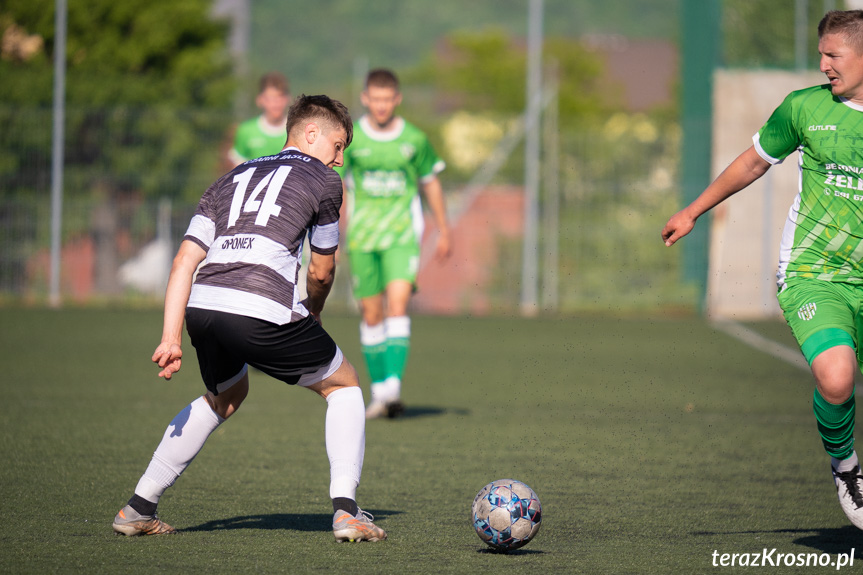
[184,147,342,324]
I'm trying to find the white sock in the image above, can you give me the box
[360,321,387,347]
[383,376,401,402]
[134,396,224,503]
[384,315,410,339]
[370,383,387,404]
[325,386,365,500]
[834,451,859,474]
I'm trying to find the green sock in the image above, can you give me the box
[362,343,387,383]
[360,322,387,385]
[385,336,410,381]
[813,387,856,460]
[384,316,411,381]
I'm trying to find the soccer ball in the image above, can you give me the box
[471,479,542,551]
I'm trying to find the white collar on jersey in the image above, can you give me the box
[257,115,288,137]
[838,96,863,113]
[359,115,405,142]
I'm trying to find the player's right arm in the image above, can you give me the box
[152,240,206,379]
[661,145,771,247]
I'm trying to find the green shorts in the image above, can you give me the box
[348,244,420,299]
[777,278,863,371]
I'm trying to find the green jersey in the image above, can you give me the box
[338,116,445,252]
[229,115,286,164]
[754,84,863,288]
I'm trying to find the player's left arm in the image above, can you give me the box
[421,175,451,261]
[152,240,206,380]
[304,172,342,322]
[305,250,336,324]
[333,163,352,260]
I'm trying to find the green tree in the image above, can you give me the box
[721,0,828,69]
[248,0,678,97]
[403,28,615,180]
[1,0,234,199]
[410,28,611,121]
[0,0,233,294]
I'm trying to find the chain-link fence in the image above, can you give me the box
[0,105,693,314]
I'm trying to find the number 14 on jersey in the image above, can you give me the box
[227,165,292,228]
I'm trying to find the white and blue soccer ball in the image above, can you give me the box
[471,479,542,551]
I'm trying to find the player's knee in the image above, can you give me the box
[812,347,857,403]
[334,359,360,387]
[361,307,384,326]
[206,377,249,420]
[815,376,856,404]
[320,359,360,395]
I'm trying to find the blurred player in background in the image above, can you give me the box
[227,71,292,166]
[662,10,863,531]
[337,68,451,419]
[113,94,386,542]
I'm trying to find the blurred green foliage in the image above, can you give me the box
[249,0,679,101]
[409,29,612,122]
[722,0,836,69]
[0,0,233,106]
[0,0,234,202]
[403,27,617,184]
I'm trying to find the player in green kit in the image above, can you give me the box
[662,10,863,530]
[337,69,451,419]
[228,72,292,166]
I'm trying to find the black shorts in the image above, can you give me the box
[185,308,340,395]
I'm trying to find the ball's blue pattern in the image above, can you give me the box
[471,479,542,551]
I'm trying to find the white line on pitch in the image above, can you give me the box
[710,319,809,372]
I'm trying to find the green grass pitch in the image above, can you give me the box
[0,308,859,574]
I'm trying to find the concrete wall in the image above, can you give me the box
[707,69,824,319]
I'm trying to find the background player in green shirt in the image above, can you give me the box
[228,71,292,167]
[662,10,863,531]
[337,68,451,419]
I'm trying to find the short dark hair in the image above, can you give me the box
[819,10,863,54]
[365,68,400,91]
[286,94,353,146]
[259,71,290,95]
